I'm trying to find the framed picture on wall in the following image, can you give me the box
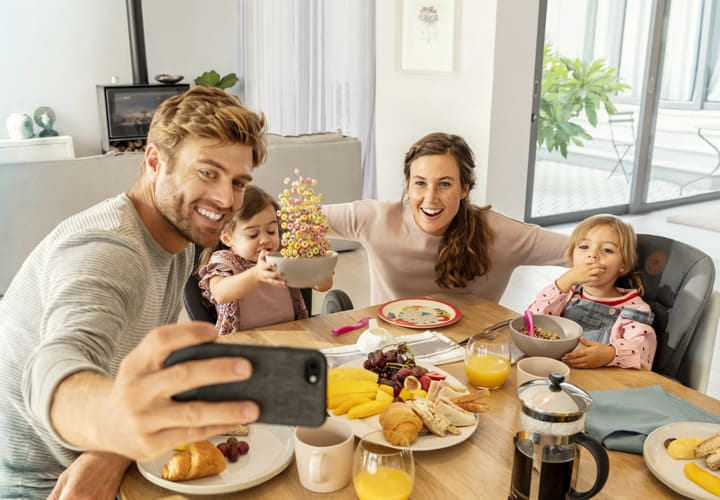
[398,0,457,73]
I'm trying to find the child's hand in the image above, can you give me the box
[312,273,334,292]
[254,251,286,287]
[562,338,615,368]
[556,262,606,292]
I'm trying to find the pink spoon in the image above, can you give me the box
[524,310,536,338]
[332,317,371,336]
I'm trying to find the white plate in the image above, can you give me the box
[330,362,478,451]
[643,421,720,500]
[137,424,294,495]
[377,298,462,329]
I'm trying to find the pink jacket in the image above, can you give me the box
[528,283,657,369]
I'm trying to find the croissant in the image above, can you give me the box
[162,440,227,481]
[379,402,423,445]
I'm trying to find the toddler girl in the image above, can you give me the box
[528,214,656,369]
[198,185,332,334]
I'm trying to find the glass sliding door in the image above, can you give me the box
[642,0,720,205]
[526,0,720,225]
[527,0,651,224]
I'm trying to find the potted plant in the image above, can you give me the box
[537,43,630,158]
[194,70,239,89]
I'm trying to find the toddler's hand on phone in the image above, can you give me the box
[556,262,605,292]
[255,250,286,287]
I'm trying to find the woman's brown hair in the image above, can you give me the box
[565,214,644,294]
[197,185,280,271]
[403,132,494,288]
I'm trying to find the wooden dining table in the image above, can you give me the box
[120,293,720,499]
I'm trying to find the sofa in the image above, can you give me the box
[0,132,363,294]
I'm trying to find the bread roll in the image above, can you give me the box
[162,440,227,481]
[379,402,423,445]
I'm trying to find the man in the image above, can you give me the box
[0,87,266,498]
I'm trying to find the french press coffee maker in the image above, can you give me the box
[509,372,609,500]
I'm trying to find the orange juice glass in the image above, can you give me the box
[353,431,414,500]
[464,330,511,389]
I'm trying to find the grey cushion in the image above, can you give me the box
[635,234,715,382]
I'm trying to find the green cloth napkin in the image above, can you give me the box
[586,385,720,454]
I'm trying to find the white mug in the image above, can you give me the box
[516,356,571,387]
[294,418,354,493]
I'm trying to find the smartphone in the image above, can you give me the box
[164,343,327,427]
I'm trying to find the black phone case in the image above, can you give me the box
[164,343,327,427]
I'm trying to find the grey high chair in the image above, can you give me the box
[630,234,715,385]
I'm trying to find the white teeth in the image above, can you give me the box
[197,207,222,221]
[422,208,442,216]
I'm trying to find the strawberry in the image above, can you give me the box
[419,375,432,392]
[425,371,446,381]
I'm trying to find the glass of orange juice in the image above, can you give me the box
[353,431,414,500]
[464,329,511,389]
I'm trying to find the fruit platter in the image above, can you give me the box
[327,343,489,451]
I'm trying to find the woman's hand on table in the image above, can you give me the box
[48,451,130,500]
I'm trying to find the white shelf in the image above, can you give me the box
[0,136,75,163]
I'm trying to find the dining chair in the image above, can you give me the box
[630,234,716,385]
[608,111,635,183]
[678,290,720,394]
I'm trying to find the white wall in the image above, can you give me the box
[0,0,237,158]
[375,0,497,203]
[485,0,540,219]
[375,0,538,218]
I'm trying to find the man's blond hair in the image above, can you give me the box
[146,86,267,169]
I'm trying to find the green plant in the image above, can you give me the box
[537,44,630,158]
[194,70,239,89]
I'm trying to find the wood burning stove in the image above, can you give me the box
[97,0,189,153]
[97,83,188,153]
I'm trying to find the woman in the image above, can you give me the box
[323,132,568,304]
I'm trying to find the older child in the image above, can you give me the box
[528,215,656,369]
[199,185,331,334]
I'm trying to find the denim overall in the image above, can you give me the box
[563,286,654,343]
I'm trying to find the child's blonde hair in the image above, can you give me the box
[565,214,644,295]
[198,185,280,271]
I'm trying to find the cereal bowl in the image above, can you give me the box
[266,251,338,288]
[509,315,582,360]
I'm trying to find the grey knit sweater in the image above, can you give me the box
[0,194,193,498]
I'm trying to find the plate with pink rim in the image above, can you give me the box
[137,424,294,495]
[377,298,462,329]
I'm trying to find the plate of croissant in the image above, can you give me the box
[331,362,487,451]
[137,424,294,495]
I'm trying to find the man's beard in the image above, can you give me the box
[158,197,222,249]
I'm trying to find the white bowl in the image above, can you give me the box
[509,315,582,360]
[265,251,338,288]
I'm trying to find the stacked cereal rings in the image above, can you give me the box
[278,169,332,258]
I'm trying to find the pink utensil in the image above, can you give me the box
[524,310,536,337]
[331,317,371,336]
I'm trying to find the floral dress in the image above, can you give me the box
[198,250,309,335]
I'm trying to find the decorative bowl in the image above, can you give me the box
[155,73,184,84]
[265,251,338,288]
[509,315,582,360]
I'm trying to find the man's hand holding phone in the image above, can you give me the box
[51,322,259,462]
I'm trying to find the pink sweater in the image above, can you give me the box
[528,283,657,369]
[323,200,568,304]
